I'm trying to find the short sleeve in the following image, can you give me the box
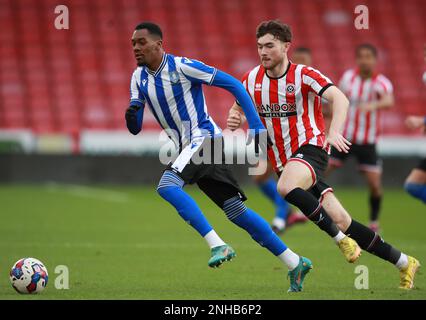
[374,75,393,96]
[129,69,145,107]
[178,57,217,85]
[302,66,334,96]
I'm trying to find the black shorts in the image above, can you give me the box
[416,158,426,171]
[287,144,329,184]
[329,143,382,173]
[276,144,334,200]
[164,136,247,208]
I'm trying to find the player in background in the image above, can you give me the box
[325,44,394,233]
[228,20,420,289]
[404,115,426,203]
[126,22,315,292]
[244,47,313,234]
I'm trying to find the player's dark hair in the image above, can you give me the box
[256,20,292,42]
[135,22,163,39]
[356,43,377,57]
[294,47,311,54]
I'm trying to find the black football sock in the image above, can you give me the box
[345,219,401,264]
[285,188,340,238]
[369,194,382,222]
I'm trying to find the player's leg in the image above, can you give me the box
[156,138,228,257]
[275,146,360,262]
[253,160,291,233]
[357,144,383,231]
[363,169,383,231]
[197,170,312,292]
[318,190,420,289]
[309,181,420,289]
[404,158,426,203]
[314,185,351,231]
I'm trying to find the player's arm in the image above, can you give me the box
[179,58,265,131]
[359,78,395,112]
[227,102,247,131]
[324,72,350,121]
[303,66,351,153]
[210,71,264,131]
[126,70,146,135]
[322,85,351,153]
[359,93,394,112]
[405,115,426,133]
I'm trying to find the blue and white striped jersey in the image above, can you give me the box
[130,53,222,149]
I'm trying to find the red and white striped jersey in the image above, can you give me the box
[241,62,333,172]
[339,69,393,145]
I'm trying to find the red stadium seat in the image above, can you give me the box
[0,0,424,135]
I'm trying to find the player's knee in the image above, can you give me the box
[156,170,184,198]
[222,196,247,222]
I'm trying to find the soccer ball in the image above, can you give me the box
[10,258,48,294]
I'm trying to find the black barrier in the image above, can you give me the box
[0,154,421,186]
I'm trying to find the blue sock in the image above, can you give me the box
[258,178,290,219]
[405,183,426,203]
[223,197,287,256]
[157,171,213,237]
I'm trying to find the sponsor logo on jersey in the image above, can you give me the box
[258,103,297,118]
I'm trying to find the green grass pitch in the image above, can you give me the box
[0,184,425,299]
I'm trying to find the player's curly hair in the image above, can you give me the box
[135,22,163,39]
[256,20,292,42]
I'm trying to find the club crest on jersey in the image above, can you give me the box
[286,84,295,95]
[169,71,180,85]
[142,79,147,86]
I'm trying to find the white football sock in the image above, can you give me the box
[204,230,226,248]
[396,253,409,270]
[272,217,286,230]
[333,231,346,243]
[278,248,300,270]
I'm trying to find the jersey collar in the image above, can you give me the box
[265,60,291,80]
[147,53,168,77]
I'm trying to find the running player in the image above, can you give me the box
[238,47,313,234]
[126,22,327,292]
[228,20,420,289]
[325,44,395,233]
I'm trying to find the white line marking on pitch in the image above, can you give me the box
[44,183,130,203]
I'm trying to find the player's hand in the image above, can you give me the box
[326,130,351,153]
[405,115,426,132]
[227,110,243,131]
[358,102,377,112]
[125,105,141,122]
